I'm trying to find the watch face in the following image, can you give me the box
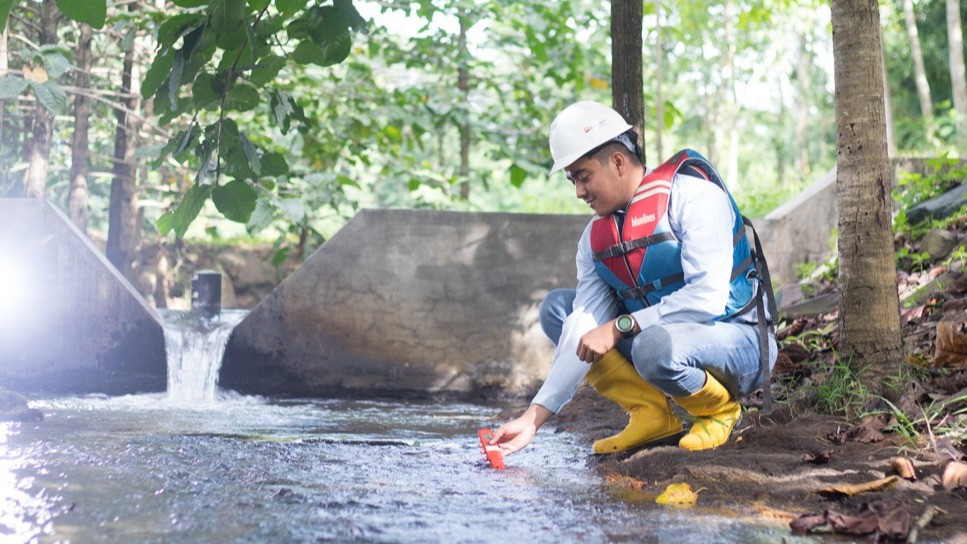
[617,315,633,332]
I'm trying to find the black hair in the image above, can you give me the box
[583,131,643,168]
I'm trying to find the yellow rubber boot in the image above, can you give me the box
[587,350,683,454]
[673,371,741,451]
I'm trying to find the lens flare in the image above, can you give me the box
[0,261,28,321]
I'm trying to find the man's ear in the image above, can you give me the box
[611,150,625,175]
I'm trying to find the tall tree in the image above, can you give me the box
[653,0,664,161]
[68,22,93,233]
[831,0,903,397]
[947,0,967,153]
[22,0,57,198]
[457,9,470,200]
[722,0,740,188]
[611,0,645,163]
[881,36,898,157]
[106,2,141,278]
[901,0,934,141]
[795,31,812,175]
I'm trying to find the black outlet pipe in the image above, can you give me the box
[191,270,221,317]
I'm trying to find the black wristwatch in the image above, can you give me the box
[615,314,637,338]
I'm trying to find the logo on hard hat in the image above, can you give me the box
[582,119,608,134]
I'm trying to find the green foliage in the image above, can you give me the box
[809,354,869,415]
[53,0,106,28]
[0,0,17,31]
[146,0,368,237]
[893,155,967,238]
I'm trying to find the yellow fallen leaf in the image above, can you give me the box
[588,77,609,90]
[21,65,48,84]
[816,475,899,498]
[655,482,702,507]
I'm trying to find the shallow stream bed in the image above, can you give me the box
[1,394,803,543]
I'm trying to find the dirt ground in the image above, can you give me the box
[552,386,967,543]
[544,261,967,542]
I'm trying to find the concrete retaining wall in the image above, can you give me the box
[0,199,166,394]
[221,209,589,398]
[754,168,838,288]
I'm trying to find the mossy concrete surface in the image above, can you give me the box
[0,198,165,394]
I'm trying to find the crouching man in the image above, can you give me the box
[491,101,777,455]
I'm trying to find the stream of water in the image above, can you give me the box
[0,311,806,543]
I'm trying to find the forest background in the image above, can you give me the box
[0,0,964,308]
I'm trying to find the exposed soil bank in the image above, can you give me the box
[552,387,967,543]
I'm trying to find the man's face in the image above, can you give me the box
[565,154,624,216]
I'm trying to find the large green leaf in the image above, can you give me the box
[276,0,308,19]
[157,183,213,237]
[141,51,173,100]
[41,52,69,78]
[0,76,28,99]
[224,81,259,111]
[247,0,269,11]
[246,196,275,233]
[157,13,206,55]
[247,54,285,86]
[209,0,246,36]
[509,163,526,188]
[29,81,67,113]
[173,0,209,6]
[0,0,19,31]
[212,180,258,222]
[307,6,353,64]
[191,72,220,109]
[260,151,288,177]
[54,0,105,28]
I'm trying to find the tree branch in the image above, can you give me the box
[61,85,171,138]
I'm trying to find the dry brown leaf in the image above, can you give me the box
[21,65,48,83]
[603,472,647,491]
[816,476,899,498]
[941,461,967,490]
[891,456,917,480]
[933,321,967,369]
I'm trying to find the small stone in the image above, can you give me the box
[921,229,957,260]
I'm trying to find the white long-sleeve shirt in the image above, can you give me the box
[532,173,759,414]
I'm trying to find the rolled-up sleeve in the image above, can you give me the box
[531,220,620,414]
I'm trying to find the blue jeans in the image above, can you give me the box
[539,288,777,397]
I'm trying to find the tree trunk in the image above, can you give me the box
[69,23,93,233]
[457,11,470,200]
[653,0,663,161]
[795,32,812,175]
[22,0,57,198]
[775,71,787,187]
[947,0,967,153]
[901,0,934,141]
[611,0,644,163]
[881,36,897,157]
[106,3,141,278]
[831,0,903,397]
[723,0,740,189]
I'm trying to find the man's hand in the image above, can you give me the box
[490,404,552,456]
[576,319,619,363]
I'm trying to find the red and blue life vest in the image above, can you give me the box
[590,149,756,318]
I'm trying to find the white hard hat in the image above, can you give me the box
[548,101,633,174]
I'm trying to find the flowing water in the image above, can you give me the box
[0,312,806,543]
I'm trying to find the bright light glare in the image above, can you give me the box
[0,261,28,319]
